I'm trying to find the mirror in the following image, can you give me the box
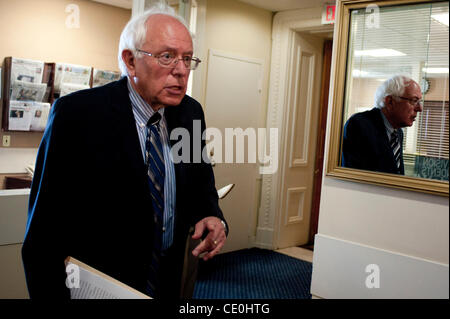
[327,0,449,196]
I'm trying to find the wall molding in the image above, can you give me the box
[288,33,315,168]
[285,187,307,225]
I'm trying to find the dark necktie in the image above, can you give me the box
[145,112,165,297]
[390,130,401,171]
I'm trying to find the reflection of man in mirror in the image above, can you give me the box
[342,75,423,175]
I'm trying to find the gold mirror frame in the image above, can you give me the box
[327,0,449,196]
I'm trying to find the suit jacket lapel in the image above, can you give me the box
[164,104,179,147]
[373,109,393,155]
[109,77,149,187]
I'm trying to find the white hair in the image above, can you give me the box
[374,75,415,109]
[117,2,190,76]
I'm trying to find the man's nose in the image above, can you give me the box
[171,59,189,76]
[416,103,423,112]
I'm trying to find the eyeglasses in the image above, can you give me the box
[395,96,424,107]
[136,49,201,70]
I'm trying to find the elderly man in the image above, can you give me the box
[342,75,423,174]
[22,4,227,299]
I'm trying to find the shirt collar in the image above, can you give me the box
[127,77,164,127]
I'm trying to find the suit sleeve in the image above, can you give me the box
[22,98,75,299]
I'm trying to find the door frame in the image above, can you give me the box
[255,8,333,250]
[309,39,333,246]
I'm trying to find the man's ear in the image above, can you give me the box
[384,95,394,109]
[122,50,136,77]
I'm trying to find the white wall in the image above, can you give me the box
[318,178,448,263]
[311,0,449,299]
[200,0,272,129]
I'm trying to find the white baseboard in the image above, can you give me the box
[311,234,449,299]
[254,242,274,250]
[255,227,275,250]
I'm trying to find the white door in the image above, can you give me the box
[276,32,324,249]
[203,49,263,253]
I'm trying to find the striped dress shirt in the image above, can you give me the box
[127,79,176,251]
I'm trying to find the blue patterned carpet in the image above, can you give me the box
[192,248,312,299]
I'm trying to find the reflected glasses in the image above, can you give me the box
[136,49,201,70]
[395,96,424,107]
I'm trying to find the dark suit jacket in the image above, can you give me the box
[22,77,226,299]
[342,107,405,175]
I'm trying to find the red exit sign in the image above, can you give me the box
[322,4,336,25]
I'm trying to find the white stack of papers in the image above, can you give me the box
[29,102,50,131]
[54,63,92,93]
[11,80,47,102]
[65,257,151,299]
[217,183,235,199]
[10,57,44,84]
[8,101,50,131]
[60,83,89,97]
[92,69,121,87]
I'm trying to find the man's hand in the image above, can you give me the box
[191,217,227,261]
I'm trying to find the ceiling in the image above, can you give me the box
[91,0,334,12]
[349,3,449,79]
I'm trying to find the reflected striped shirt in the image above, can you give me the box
[127,78,176,251]
[380,109,402,165]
